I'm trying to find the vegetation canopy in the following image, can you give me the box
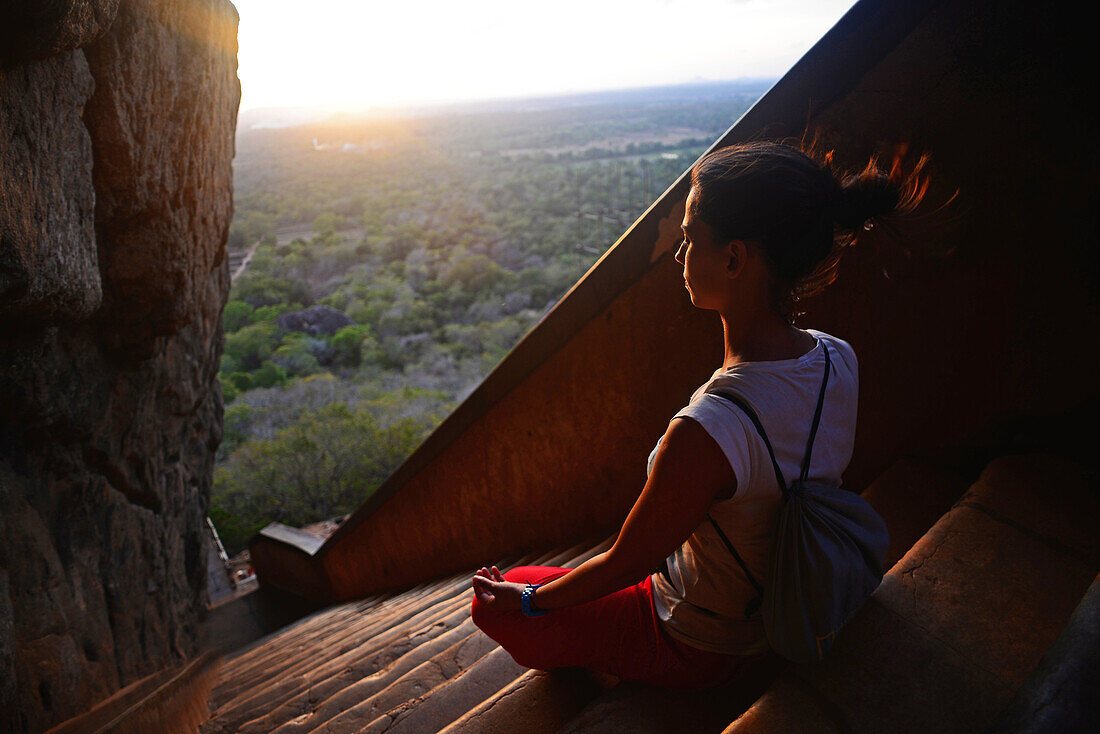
[213,82,766,552]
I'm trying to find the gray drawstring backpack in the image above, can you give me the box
[706,342,889,664]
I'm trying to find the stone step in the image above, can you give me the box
[206,584,474,730]
[987,572,1100,732]
[859,456,968,570]
[307,628,504,733]
[439,669,618,734]
[356,646,527,734]
[557,656,784,734]
[234,602,474,733]
[266,619,483,734]
[722,453,1098,734]
[204,538,611,733]
[213,572,474,700]
[253,540,622,733]
[212,595,386,706]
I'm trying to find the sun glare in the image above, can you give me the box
[233,0,858,113]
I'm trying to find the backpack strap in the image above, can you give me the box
[707,514,764,595]
[707,339,833,496]
[699,393,775,617]
[706,391,788,496]
[799,343,832,483]
[701,339,834,616]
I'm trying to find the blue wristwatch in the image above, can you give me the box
[520,583,547,617]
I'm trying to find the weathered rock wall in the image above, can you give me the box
[0,1,239,731]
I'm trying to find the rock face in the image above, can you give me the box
[84,0,238,349]
[0,51,100,322]
[0,1,120,65]
[276,305,356,336]
[0,1,239,732]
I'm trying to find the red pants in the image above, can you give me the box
[470,566,756,690]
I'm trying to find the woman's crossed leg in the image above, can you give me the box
[471,565,750,690]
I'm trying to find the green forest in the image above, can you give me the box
[213,81,767,552]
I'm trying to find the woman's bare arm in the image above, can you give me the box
[472,416,735,610]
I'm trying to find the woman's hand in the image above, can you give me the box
[471,566,524,611]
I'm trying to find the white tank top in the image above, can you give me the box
[648,330,859,654]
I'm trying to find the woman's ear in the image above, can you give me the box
[726,239,748,279]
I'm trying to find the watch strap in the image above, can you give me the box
[521,583,547,617]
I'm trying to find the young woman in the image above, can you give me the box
[470,141,926,689]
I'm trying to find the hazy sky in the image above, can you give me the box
[232,0,858,113]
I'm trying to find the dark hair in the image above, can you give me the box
[689,141,928,321]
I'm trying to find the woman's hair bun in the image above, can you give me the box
[832,150,931,234]
[834,167,901,232]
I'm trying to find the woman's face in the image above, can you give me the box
[675,187,731,310]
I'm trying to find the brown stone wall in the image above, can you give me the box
[0,1,239,731]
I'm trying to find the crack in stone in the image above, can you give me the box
[474,674,533,718]
[900,528,958,619]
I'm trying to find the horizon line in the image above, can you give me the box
[236,76,779,121]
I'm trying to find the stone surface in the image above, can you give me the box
[989,573,1100,733]
[723,675,841,734]
[0,0,120,65]
[954,453,1100,565]
[0,0,239,730]
[276,305,356,336]
[0,51,101,323]
[859,457,966,570]
[84,0,240,350]
[202,544,603,734]
[786,596,1011,733]
[880,460,1097,687]
[557,667,781,734]
[359,646,525,734]
[442,669,617,734]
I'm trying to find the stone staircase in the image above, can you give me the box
[723,453,1098,733]
[200,453,1097,733]
[202,540,614,733]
